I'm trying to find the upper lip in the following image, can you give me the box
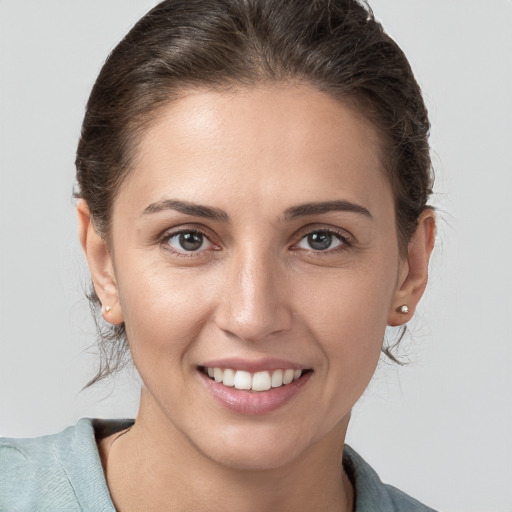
[200,357,309,373]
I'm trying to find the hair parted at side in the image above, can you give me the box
[75,0,433,386]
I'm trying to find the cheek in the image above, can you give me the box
[303,258,395,336]
[116,261,214,369]
[302,258,398,385]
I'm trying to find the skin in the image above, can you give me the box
[78,84,435,512]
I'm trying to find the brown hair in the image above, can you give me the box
[76,0,433,385]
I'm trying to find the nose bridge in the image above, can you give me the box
[217,243,292,342]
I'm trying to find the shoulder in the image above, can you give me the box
[0,424,84,511]
[343,445,438,512]
[0,419,120,512]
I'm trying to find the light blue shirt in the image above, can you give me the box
[0,419,436,511]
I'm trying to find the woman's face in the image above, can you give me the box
[87,84,425,470]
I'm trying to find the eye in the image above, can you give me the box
[296,230,347,251]
[164,230,214,253]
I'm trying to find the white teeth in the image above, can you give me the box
[233,370,252,390]
[252,371,272,391]
[271,369,283,387]
[222,368,235,387]
[204,367,305,391]
[283,369,294,385]
[213,367,223,383]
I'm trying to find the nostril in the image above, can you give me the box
[215,306,294,343]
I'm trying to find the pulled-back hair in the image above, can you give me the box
[76,0,433,385]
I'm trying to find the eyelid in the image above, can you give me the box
[156,223,354,256]
[160,225,221,256]
[293,224,354,244]
[289,225,355,256]
[159,223,216,241]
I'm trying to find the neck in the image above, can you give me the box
[103,392,354,512]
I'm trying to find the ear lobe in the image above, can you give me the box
[77,199,124,325]
[388,209,436,326]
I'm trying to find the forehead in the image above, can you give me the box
[118,84,392,218]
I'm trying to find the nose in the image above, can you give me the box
[214,249,293,342]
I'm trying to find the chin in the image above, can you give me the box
[209,445,305,472]
[191,422,326,472]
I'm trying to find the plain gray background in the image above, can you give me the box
[1,1,511,510]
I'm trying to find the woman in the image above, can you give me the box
[1,0,437,510]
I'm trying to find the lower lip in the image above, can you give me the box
[198,371,312,415]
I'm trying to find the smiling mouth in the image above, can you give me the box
[200,367,311,392]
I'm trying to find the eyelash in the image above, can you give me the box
[292,227,352,254]
[159,226,353,257]
[161,228,217,258]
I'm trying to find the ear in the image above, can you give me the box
[388,209,436,326]
[77,199,124,325]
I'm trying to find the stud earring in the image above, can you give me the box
[105,306,111,313]
[399,304,409,314]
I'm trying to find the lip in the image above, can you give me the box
[198,368,312,415]
[201,357,306,373]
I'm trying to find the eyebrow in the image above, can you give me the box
[142,198,372,222]
[142,199,230,222]
[283,200,372,220]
